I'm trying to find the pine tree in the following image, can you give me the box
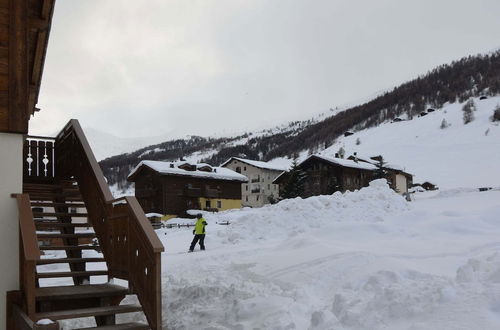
[462,99,475,124]
[281,154,307,199]
[374,157,388,180]
[440,119,449,129]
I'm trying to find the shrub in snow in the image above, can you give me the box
[440,119,450,129]
[462,99,475,124]
[492,104,500,122]
[356,137,361,145]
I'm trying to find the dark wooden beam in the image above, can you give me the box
[8,0,29,133]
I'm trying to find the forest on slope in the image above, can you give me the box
[100,51,500,189]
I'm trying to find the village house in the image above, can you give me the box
[0,2,163,328]
[347,153,413,194]
[221,157,287,207]
[128,160,248,218]
[273,154,377,198]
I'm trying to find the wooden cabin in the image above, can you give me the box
[128,160,248,218]
[274,154,376,198]
[347,154,413,194]
[1,1,164,329]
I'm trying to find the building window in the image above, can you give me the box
[205,200,211,208]
[256,195,259,201]
[245,196,248,202]
[246,185,248,191]
[236,166,241,173]
[244,166,247,171]
[217,200,222,208]
[267,184,270,190]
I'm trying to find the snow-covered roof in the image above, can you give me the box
[348,154,410,174]
[306,154,378,171]
[221,157,288,171]
[128,160,248,182]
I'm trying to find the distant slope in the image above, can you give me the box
[316,96,500,189]
[100,50,500,193]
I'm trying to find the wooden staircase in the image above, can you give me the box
[21,181,150,329]
[9,120,164,330]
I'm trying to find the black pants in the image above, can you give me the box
[190,234,205,251]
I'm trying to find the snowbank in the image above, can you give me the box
[212,179,409,245]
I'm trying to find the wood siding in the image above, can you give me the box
[300,158,373,198]
[133,168,242,216]
[0,0,55,134]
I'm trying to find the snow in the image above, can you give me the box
[221,157,289,171]
[308,154,378,171]
[44,179,500,329]
[155,181,500,329]
[128,160,248,182]
[319,96,500,189]
[145,213,163,218]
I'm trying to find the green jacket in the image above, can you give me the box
[194,217,207,235]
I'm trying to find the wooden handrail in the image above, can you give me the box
[12,194,40,319]
[12,194,41,261]
[55,119,164,330]
[111,197,164,253]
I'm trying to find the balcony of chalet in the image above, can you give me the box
[183,186,221,198]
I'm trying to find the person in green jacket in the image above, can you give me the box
[189,213,207,252]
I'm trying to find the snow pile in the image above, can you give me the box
[213,179,409,245]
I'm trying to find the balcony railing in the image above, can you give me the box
[183,187,202,197]
[23,136,56,182]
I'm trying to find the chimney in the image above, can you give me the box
[335,153,339,158]
[354,152,358,163]
[214,168,217,172]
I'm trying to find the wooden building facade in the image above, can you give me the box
[274,155,377,198]
[128,160,248,218]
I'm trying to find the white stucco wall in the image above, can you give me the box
[0,132,22,324]
[224,160,282,207]
[395,173,408,194]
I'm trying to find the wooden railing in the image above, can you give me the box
[12,194,41,320]
[55,119,164,329]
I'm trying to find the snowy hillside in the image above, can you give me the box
[83,127,177,161]
[316,96,500,189]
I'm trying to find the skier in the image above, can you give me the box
[189,213,207,252]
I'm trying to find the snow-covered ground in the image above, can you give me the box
[156,181,500,329]
[53,180,500,329]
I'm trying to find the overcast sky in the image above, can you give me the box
[30,0,500,138]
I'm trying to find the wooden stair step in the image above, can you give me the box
[37,270,108,278]
[33,212,89,217]
[30,201,86,207]
[35,222,92,228]
[74,322,149,330]
[34,304,142,321]
[39,245,99,251]
[37,233,96,239]
[36,284,129,301]
[37,257,105,265]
